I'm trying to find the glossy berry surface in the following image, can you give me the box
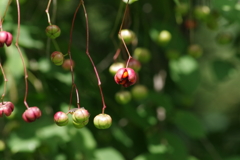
[46,25,61,39]
[93,114,112,129]
[51,51,64,66]
[0,31,13,47]
[22,107,42,123]
[72,108,90,123]
[54,111,69,126]
[0,102,14,117]
[114,68,137,87]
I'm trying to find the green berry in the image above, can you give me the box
[46,25,61,39]
[94,114,112,129]
[115,90,132,104]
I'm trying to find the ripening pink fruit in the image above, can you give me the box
[0,102,14,117]
[114,68,137,87]
[22,107,42,123]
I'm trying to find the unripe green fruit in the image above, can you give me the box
[128,58,141,72]
[115,91,132,104]
[109,62,125,76]
[133,47,151,63]
[194,6,210,21]
[165,49,180,60]
[73,119,89,129]
[158,30,171,46]
[187,44,203,58]
[54,111,69,126]
[175,3,189,16]
[46,25,61,39]
[131,85,148,100]
[72,108,90,123]
[119,29,136,44]
[51,51,64,66]
[216,32,233,45]
[94,114,112,129]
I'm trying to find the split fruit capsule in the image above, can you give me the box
[114,68,137,87]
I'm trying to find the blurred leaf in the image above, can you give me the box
[94,147,125,160]
[112,126,133,147]
[172,110,206,138]
[134,153,165,160]
[76,127,97,150]
[225,156,240,160]
[8,133,40,153]
[212,60,235,81]
[169,55,200,93]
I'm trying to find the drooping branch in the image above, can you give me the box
[81,0,107,114]
[0,61,8,103]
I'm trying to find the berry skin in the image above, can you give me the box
[109,62,125,76]
[62,59,75,70]
[46,25,61,39]
[131,85,148,100]
[0,31,13,47]
[51,51,64,66]
[114,68,137,87]
[115,90,132,104]
[22,107,42,123]
[194,6,210,21]
[128,58,141,72]
[133,47,151,63]
[72,108,90,123]
[93,114,112,129]
[187,44,203,58]
[54,111,69,126]
[158,30,171,46]
[0,102,14,117]
[72,119,89,129]
[119,29,136,45]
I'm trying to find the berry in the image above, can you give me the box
[22,107,42,123]
[72,119,89,129]
[216,32,233,45]
[0,31,13,47]
[72,108,90,123]
[109,62,125,76]
[158,30,171,46]
[194,6,210,21]
[184,19,197,30]
[46,25,61,39]
[0,102,14,117]
[54,111,69,126]
[114,68,137,87]
[128,58,141,72]
[133,47,151,63]
[51,51,64,66]
[115,90,132,104]
[187,44,203,58]
[131,85,148,100]
[62,59,75,70]
[93,114,112,129]
[175,3,189,16]
[119,29,136,45]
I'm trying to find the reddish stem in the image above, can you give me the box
[45,0,53,25]
[81,0,107,114]
[15,0,29,108]
[1,0,12,26]
[0,62,8,103]
[67,0,82,110]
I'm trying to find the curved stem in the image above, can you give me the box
[81,0,107,114]
[15,0,29,109]
[118,0,132,68]
[67,0,82,110]
[1,0,12,25]
[0,62,7,103]
[45,0,52,25]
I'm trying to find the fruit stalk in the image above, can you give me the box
[0,62,8,103]
[81,0,107,114]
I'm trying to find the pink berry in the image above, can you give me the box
[22,107,42,123]
[54,111,69,126]
[114,68,137,87]
[0,102,14,117]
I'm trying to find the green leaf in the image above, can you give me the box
[134,153,165,160]
[8,133,40,153]
[112,127,133,147]
[169,55,200,93]
[94,147,125,160]
[172,110,206,138]
[212,60,235,81]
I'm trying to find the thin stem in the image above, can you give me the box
[0,62,8,103]
[45,0,52,25]
[52,0,57,25]
[118,0,132,68]
[81,0,107,114]
[52,39,61,51]
[15,0,29,108]
[67,0,82,110]
[1,0,12,25]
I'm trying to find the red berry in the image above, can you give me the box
[114,68,137,87]
[0,31,13,47]
[0,102,14,117]
[22,107,42,123]
[54,111,69,126]
[62,59,75,70]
